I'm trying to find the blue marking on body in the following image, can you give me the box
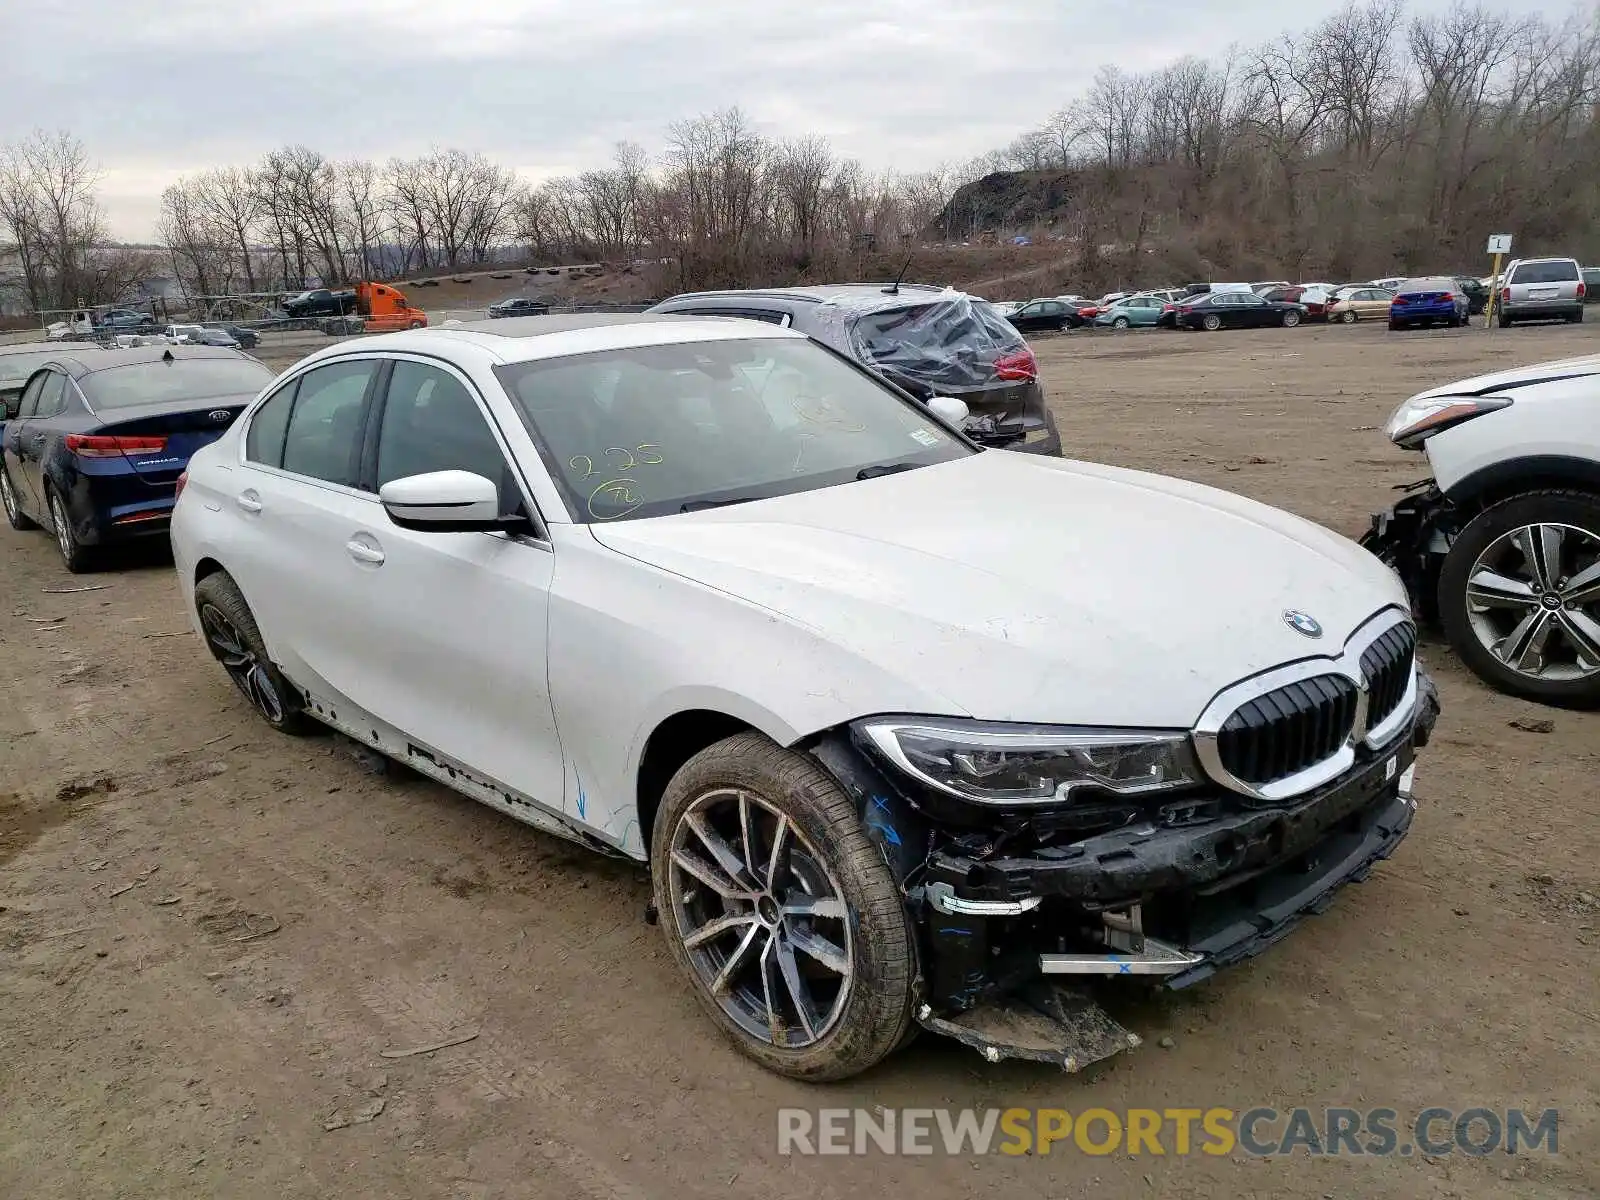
[576,775,587,819]
[866,794,902,846]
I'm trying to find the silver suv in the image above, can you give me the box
[1496,257,1585,326]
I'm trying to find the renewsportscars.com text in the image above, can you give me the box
[776,1106,1559,1158]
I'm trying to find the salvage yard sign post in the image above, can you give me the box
[1484,234,1512,327]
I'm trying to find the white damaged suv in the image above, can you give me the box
[169,314,1439,1080]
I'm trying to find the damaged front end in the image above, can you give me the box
[1360,479,1457,623]
[811,668,1441,1073]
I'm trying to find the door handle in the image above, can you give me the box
[345,539,385,565]
[235,491,263,514]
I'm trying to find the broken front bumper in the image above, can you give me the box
[818,669,1441,1070]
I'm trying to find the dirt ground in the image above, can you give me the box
[2,319,1597,1200]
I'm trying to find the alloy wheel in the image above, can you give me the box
[666,788,853,1049]
[51,494,74,562]
[199,602,286,722]
[1464,522,1600,682]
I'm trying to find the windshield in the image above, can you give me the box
[80,358,274,409]
[0,351,60,390]
[496,336,972,523]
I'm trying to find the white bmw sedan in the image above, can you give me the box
[171,314,1439,1080]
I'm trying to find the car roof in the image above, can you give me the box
[301,312,806,369]
[61,344,253,379]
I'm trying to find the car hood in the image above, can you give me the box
[589,452,1408,728]
[1412,353,1600,400]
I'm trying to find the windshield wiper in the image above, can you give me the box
[856,462,923,480]
[679,496,764,513]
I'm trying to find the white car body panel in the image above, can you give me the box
[1406,354,1600,493]
[173,319,1409,864]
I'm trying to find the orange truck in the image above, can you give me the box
[320,282,429,335]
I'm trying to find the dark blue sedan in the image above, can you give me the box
[1388,277,1470,330]
[1,344,275,571]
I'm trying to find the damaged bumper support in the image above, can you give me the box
[885,672,1441,1071]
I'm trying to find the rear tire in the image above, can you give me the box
[1,466,37,531]
[1498,312,1512,328]
[47,488,94,573]
[1111,316,1130,329]
[1201,313,1221,331]
[1571,309,1585,325]
[650,732,915,1081]
[193,572,316,735]
[1340,310,1358,324]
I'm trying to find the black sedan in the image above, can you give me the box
[488,296,552,318]
[1,345,275,571]
[1001,297,1086,332]
[204,323,261,349]
[1171,291,1306,331]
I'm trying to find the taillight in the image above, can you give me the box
[1579,282,1587,300]
[1162,303,1175,312]
[64,434,169,458]
[175,470,188,500]
[1178,305,1193,313]
[993,348,1038,381]
[1392,295,1408,305]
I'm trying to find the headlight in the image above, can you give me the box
[1384,394,1511,448]
[856,717,1203,806]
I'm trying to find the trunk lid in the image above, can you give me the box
[94,394,254,485]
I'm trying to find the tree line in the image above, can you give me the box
[1,111,960,311]
[963,0,1600,283]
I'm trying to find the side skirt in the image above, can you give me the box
[298,687,637,862]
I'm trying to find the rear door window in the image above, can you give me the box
[1512,261,1579,284]
[280,360,379,488]
[245,380,299,468]
[34,371,67,418]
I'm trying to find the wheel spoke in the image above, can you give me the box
[245,665,283,722]
[671,846,753,900]
[737,793,759,879]
[1558,609,1600,670]
[765,816,789,892]
[685,810,752,889]
[1495,608,1555,672]
[1514,525,1562,591]
[1560,559,1600,606]
[758,936,783,1041]
[708,922,763,995]
[773,935,818,1041]
[682,911,758,951]
[781,895,847,920]
[1466,568,1537,611]
[786,925,849,976]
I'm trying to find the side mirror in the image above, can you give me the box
[927,395,970,426]
[380,470,523,533]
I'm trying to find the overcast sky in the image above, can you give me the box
[1,0,1575,240]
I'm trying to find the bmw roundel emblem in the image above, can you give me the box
[1283,610,1324,638]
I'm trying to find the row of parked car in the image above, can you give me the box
[996,256,1596,334]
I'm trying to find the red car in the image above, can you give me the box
[1262,285,1334,322]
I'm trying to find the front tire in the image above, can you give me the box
[1,466,37,530]
[193,572,316,734]
[650,732,915,1081]
[1281,310,1301,327]
[1438,490,1600,708]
